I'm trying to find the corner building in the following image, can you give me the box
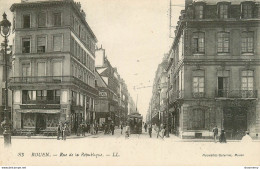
[10,0,98,135]
[168,0,260,139]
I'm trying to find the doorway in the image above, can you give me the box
[36,114,46,134]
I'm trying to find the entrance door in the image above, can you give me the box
[36,114,46,134]
[223,107,247,139]
[218,77,229,97]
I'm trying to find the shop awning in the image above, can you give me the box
[16,109,60,114]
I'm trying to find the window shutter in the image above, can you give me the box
[53,35,62,51]
[37,37,46,47]
[53,61,62,76]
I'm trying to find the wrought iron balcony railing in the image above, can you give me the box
[215,90,258,99]
[169,90,184,104]
[10,76,98,95]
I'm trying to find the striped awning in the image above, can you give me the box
[16,109,60,114]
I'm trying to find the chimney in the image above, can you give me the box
[185,0,193,9]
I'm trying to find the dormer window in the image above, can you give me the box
[195,5,204,19]
[218,2,230,19]
[241,2,254,19]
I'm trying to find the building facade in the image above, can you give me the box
[95,47,120,126]
[9,0,98,135]
[166,0,260,139]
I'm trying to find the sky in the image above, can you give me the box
[0,0,184,118]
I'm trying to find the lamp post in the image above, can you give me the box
[0,12,12,146]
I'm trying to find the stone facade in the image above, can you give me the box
[9,0,98,135]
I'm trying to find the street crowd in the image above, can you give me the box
[56,121,253,143]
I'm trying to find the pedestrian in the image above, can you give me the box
[62,123,67,140]
[125,123,130,139]
[219,129,227,143]
[57,121,62,140]
[212,126,218,143]
[81,123,85,136]
[111,122,115,135]
[160,127,165,139]
[95,123,99,134]
[144,123,147,132]
[148,124,152,138]
[120,124,123,135]
[241,131,252,143]
[87,123,90,133]
[77,124,81,136]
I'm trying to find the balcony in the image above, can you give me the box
[215,90,258,99]
[169,90,184,104]
[10,76,98,95]
[192,92,205,98]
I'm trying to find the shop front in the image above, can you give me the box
[17,109,60,135]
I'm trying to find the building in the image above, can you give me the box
[9,0,98,135]
[118,78,129,125]
[95,47,120,126]
[148,56,168,126]
[166,0,260,139]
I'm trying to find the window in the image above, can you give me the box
[241,70,253,91]
[53,61,62,77]
[193,77,204,96]
[242,3,253,19]
[217,32,229,53]
[241,32,254,53]
[219,4,229,19]
[188,109,205,130]
[195,5,204,19]
[23,14,30,28]
[22,90,36,103]
[193,32,205,53]
[53,35,62,51]
[37,62,46,76]
[37,37,46,53]
[53,12,61,26]
[38,12,46,27]
[36,90,47,101]
[21,63,30,77]
[22,38,30,53]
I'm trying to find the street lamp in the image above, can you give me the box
[0,12,12,146]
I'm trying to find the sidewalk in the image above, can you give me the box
[0,133,94,140]
[165,134,260,142]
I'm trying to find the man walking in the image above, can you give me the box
[148,124,152,138]
[111,122,115,135]
[144,123,147,132]
[57,121,62,140]
[213,126,218,143]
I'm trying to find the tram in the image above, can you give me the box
[127,113,143,134]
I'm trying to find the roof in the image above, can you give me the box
[193,0,258,5]
[10,0,97,42]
